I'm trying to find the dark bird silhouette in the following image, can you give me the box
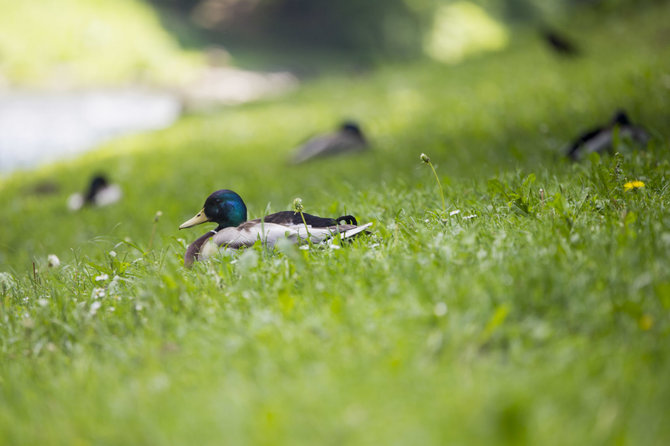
[291,121,368,164]
[67,174,122,210]
[566,110,650,161]
[541,28,579,56]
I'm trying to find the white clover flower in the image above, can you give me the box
[95,274,109,282]
[434,302,448,317]
[108,275,121,294]
[0,272,17,292]
[89,301,102,315]
[47,254,60,268]
[92,288,106,299]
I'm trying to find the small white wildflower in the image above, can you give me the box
[434,302,448,317]
[299,245,310,250]
[109,250,117,258]
[47,254,60,268]
[292,197,304,213]
[95,273,109,282]
[92,287,106,299]
[328,243,341,250]
[449,210,461,216]
[108,306,115,312]
[37,298,49,307]
[22,317,35,328]
[463,214,477,220]
[135,304,143,311]
[89,301,102,315]
[0,272,17,292]
[149,374,170,392]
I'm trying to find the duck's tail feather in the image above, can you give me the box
[340,222,373,239]
[336,215,358,225]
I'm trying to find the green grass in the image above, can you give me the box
[1,4,670,445]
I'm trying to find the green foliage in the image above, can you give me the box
[154,0,427,58]
[1,3,670,445]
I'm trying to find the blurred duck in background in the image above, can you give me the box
[541,28,580,56]
[291,121,368,164]
[566,110,650,161]
[67,174,122,211]
[26,180,60,196]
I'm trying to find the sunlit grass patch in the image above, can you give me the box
[0,0,202,86]
[424,1,509,64]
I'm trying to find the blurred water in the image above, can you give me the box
[0,89,181,173]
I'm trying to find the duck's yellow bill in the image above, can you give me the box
[179,208,209,229]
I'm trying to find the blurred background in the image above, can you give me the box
[0,0,662,172]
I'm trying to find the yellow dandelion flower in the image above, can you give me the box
[624,180,645,191]
[639,314,653,331]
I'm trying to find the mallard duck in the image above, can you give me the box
[566,110,650,161]
[179,189,372,266]
[291,121,368,164]
[67,174,122,211]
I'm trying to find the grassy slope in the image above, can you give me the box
[1,5,670,445]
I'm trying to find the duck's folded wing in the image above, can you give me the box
[260,211,337,227]
[211,222,372,249]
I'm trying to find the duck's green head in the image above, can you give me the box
[179,189,247,231]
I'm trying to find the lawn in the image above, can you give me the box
[1,3,670,445]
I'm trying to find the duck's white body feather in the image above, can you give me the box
[66,184,122,211]
[197,222,372,260]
